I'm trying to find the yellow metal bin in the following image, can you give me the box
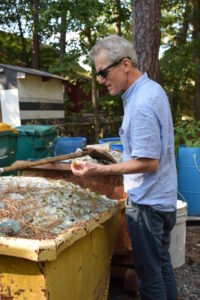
[0,176,123,300]
[18,163,136,290]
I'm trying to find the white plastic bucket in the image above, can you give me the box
[169,200,187,268]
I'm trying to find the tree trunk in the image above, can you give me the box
[32,0,40,69]
[171,80,180,123]
[176,1,191,46]
[192,0,200,120]
[16,12,29,66]
[60,9,67,55]
[91,68,100,141]
[132,0,161,82]
[86,26,100,141]
[171,2,192,121]
[114,0,122,36]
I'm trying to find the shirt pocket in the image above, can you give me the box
[119,127,131,155]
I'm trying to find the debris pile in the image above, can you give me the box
[0,176,119,239]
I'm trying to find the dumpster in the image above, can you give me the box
[18,162,130,256]
[0,176,122,299]
[18,161,136,287]
[0,129,18,168]
[16,125,58,160]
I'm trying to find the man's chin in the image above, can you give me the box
[107,88,118,96]
[110,91,120,96]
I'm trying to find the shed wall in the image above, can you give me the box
[18,75,63,103]
[17,75,64,123]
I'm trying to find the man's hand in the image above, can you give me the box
[71,160,100,176]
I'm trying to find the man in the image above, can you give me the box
[71,34,178,300]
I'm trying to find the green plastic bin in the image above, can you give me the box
[16,125,58,160]
[0,130,18,168]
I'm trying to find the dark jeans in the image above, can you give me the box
[126,198,178,300]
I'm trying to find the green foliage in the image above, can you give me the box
[48,52,82,81]
[98,94,123,117]
[79,81,123,117]
[160,42,195,119]
[63,95,76,112]
[0,0,31,34]
[0,0,132,70]
[160,0,198,121]
[174,118,200,155]
[0,30,31,65]
[102,0,132,38]
[40,44,60,70]
[2,0,200,126]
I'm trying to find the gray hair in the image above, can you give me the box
[89,34,138,67]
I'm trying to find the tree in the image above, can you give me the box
[59,8,67,56]
[103,0,132,37]
[72,0,132,140]
[32,0,40,69]
[192,0,200,120]
[0,0,50,69]
[44,0,71,56]
[0,0,31,66]
[160,0,200,121]
[71,0,105,140]
[160,1,193,121]
[132,0,162,82]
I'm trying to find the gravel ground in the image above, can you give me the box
[175,224,200,300]
[109,224,200,300]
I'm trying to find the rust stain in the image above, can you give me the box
[14,289,25,296]
[0,294,14,300]
[41,288,48,297]
[37,247,51,255]
[0,286,14,300]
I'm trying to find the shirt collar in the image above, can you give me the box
[122,72,148,105]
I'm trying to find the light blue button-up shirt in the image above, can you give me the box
[119,73,177,211]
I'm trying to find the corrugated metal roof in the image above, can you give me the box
[0,63,67,82]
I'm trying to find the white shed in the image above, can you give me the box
[0,64,66,127]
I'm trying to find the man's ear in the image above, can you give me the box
[123,58,132,72]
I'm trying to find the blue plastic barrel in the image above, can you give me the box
[54,137,87,156]
[99,137,123,152]
[177,146,200,216]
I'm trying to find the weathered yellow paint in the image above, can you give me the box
[0,211,121,300]
[0,204,124,262]
[0,256,47,300]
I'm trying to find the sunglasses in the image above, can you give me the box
[96,57,130,79]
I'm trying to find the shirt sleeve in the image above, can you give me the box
[130,106,161,159]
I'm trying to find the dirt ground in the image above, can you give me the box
[184,223,200,265]
[108,223,200,300]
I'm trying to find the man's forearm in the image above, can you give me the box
[92,158,159,175]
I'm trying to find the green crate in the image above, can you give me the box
[0,130,18,168]
[16,125,58,160]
